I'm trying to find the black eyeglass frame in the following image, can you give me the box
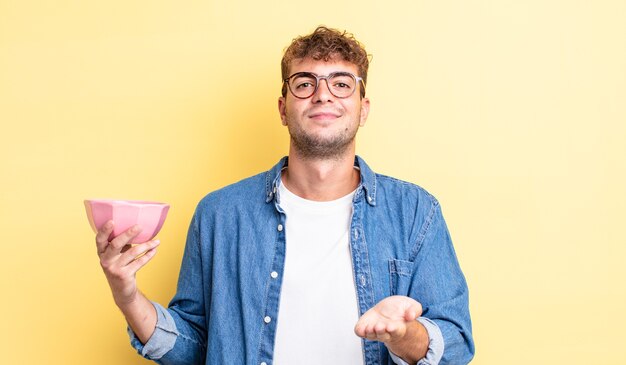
[282,71,366,99]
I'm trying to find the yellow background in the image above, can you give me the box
[1,0,625,363]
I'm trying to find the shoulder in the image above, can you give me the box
[356,156,439,210]
[195,171,267,214]
[374,173,440,209]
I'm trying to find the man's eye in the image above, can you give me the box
[334,82,352,88]
[296,82,315,89]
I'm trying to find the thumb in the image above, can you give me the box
[404,301,423,321]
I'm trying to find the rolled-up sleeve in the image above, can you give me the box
[127,301,178,360]
[388,317,444,365]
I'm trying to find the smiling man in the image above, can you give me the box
[95,26,474,365]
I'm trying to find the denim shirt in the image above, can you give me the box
[129,156,475,365]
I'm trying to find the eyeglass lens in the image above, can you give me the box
[288,72,357,98]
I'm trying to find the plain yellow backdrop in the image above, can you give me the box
[1,0,625,364]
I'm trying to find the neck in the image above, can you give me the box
[282,147,360,201]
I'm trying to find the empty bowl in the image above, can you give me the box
[84,199,169,244]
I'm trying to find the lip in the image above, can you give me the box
[308,112,341,120]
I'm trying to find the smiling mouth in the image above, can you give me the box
[308,112,340,120]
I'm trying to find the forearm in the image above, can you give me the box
[95,222,161,345]
[117,291,157,345]
[386,320,429,365]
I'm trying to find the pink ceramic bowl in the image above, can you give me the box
[84,199,169,244]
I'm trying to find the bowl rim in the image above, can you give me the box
[84,199,169,207]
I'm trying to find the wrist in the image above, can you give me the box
[114,289,141,312]
[385,320,428,364]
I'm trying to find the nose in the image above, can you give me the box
[311,78,334,103]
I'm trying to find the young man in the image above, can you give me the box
[96,26,474,364]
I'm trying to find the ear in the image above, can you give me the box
[278,96,287,126]
[359,97,370,127]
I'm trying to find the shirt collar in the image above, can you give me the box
[265,155,377,206]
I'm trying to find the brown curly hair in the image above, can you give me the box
[281,26,370,98]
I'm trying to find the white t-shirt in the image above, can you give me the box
[273,180,364,365]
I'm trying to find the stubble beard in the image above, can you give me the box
[286,114,360,161]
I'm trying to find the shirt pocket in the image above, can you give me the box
[388,259,414,296]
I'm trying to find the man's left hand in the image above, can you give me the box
[354,295,422,342]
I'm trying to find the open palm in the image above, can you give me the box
[354,295,423,342]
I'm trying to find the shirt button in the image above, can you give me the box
[367,196,373,202]
[264,316,271,324]
[261,362,267,365]
[270,271,278,279]
[277,224,283,232]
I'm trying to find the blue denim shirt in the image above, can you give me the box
[129,156,474,364]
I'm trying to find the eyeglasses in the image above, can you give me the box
[283,71,366,99]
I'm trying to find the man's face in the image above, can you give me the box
[278,57,370,160]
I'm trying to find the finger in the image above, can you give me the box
[125,246,158,274]
[95,220,114,254]
[354,321,369,337]
[359,323,373,337]
[386,323,406,339]
[354,323,363,337]
[119,240,161,267]
[405,302,423,321]
[109,225,143,251]
[365,323,380,339]
[366,327,386,341]
[374,328,391,341]
[404,309,417,322]
[374,322,388,336]
[363,326,376,339]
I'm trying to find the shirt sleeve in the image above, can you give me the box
[127,301,178,360]
[126,207,209,364]
[388,317,444,365]
[408,198,474,363]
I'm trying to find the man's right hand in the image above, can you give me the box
[95,220,160,344]
[96,220,160,307]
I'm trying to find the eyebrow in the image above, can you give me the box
[291,71,355,77]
